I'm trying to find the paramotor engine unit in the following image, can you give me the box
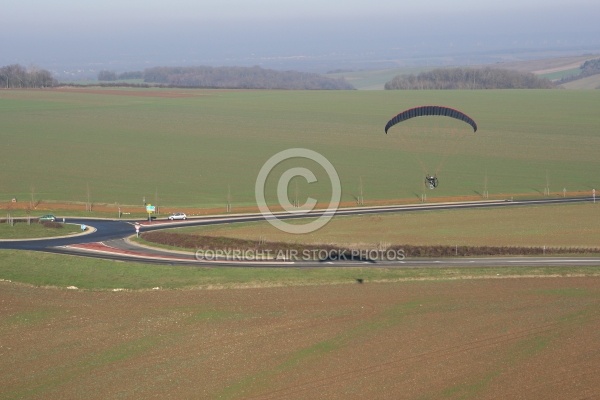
[425,175,438,189]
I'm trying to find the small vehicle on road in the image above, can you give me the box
[39,214,56,222]
[168,212,187,220]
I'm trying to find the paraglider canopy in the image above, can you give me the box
[385,106,477,134]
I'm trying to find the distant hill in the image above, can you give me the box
[489,55,597,74]
[553,58,600,89]
[328,54,600,90]
[384,67,554,90]
[559,74,600,89]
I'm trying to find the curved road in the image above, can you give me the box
[2,196,599,268]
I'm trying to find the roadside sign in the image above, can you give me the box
[146,204,156,213]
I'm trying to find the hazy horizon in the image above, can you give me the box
[3,0,600,78]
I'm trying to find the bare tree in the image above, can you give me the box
[98,70,118,81]
[0,64,57,88]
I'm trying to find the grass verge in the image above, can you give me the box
[137,231,600,258]
[4,201,599,248]
[1,250,599,291]
[0,221,82,239]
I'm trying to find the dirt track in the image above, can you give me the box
[1,277,599,399]
[1,189,591,218]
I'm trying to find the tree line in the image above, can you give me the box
[0,64,57,88]
[98,70,143,81]
[556,58,600,85]
[384,67,554,90]
[99,65,355,90]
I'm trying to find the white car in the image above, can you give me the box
[168,212,187,220]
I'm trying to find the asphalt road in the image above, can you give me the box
[2,196,599,268]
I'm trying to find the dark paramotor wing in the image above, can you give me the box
[384,106,477,134]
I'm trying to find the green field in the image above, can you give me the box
[1,89,599,211]
[539,68,582,81]
[154,202,600,249]
[0,221,82,239]
[2,86,599,400]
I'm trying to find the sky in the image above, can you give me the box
[3,0,600,76]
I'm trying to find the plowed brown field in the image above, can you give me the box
[1,277,599,399]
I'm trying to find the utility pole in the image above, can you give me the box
[294,180,299,208]
[155,188,159,215]
[30,185,35,209]
[86,183,92,212]
[483,169,489,199]
[226,184,232,213]
[358,176,364,206]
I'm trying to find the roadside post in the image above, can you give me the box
[594,189,596,204]
[135,223,140,238]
